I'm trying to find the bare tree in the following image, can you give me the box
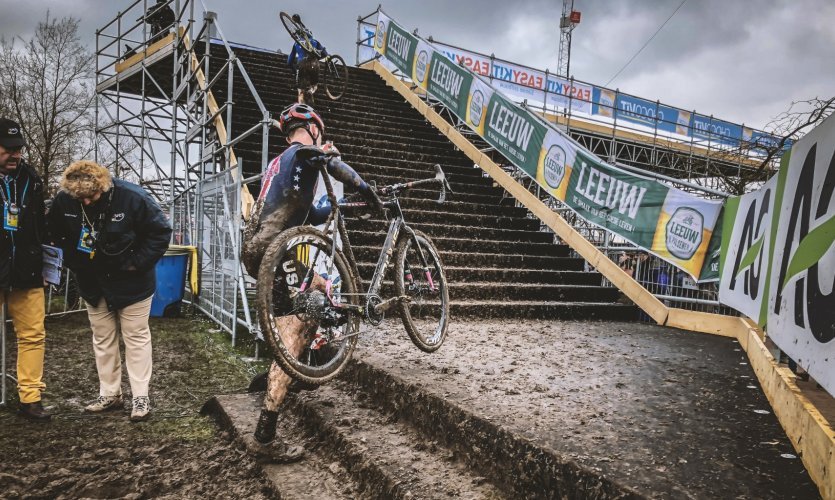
[710,96,835,195]
[0,13,95,193]
[760,96,835,165]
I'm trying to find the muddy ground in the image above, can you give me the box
[0,313,822,499]
[354,319,820,499]
[0,313,273,499]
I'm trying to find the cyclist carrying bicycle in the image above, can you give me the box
[241,103,383,461]
[286,14,328,105]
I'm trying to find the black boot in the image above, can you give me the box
[247,372,268,392]
[18,401,51,421]
[249,410,306,463]
[254,409,278,444]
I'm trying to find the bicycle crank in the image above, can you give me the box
[365,294,412,325]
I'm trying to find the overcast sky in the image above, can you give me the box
[1,0,831,129]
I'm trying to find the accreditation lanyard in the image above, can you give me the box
[2,175,29,232]
[77,189,114,259]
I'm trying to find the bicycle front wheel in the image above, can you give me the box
[256,226,359,384]
[280,11,308,47]
[324,55,348,100]
[394,230,449,352]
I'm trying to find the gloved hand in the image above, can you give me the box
[321,142,341,157]
[366,187,387,217]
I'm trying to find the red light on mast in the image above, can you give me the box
[570,11,582,24]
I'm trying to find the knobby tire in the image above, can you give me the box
[256,226,359,384]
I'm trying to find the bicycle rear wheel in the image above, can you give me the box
[394,230,449,352]
[280,11,308,48]
[324,55,348,100]
[256,226,359,384]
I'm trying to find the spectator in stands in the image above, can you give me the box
[286,14,328,105]
[241,103,383,461]
[0,118,50,421]
[124,0,176,59]
[48,160,172,422]
[146,0,176,41]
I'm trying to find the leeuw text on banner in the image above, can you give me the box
[374,11,724,281]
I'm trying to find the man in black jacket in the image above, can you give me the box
[0,118,49,421]
[48,160,172,422]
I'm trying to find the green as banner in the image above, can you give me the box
[483,92,548,176]
[766,114,835,395]
[375,12,417,76]
[427,51,473,116]
[719,112,835,396]
[565,150,668,249]
[718,174,778,323]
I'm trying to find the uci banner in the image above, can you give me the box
[375,11,723,280]
[720,113,835,394]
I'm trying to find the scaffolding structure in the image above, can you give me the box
[94,0,272,344]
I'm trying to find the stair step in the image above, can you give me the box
[351,245,584,270]
[355,263,603,285]
[347,220,555,243]
[347,210,539,232]
[204,393,364,499]
[335,353,640,498]
[288,382,509,499]
[364,281,620,302]
[450,300,637,320]
[448,282,621,302]
[347,231,567,256]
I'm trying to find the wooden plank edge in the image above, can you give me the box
[115,26,186,73]
[744,325,835,499]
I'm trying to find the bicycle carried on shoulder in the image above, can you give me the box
[280,11,348,100]
[256,147,453,384]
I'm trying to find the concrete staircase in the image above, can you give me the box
[211,44,636,320]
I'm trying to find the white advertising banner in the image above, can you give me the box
[766,113,835,394]
[718,175,778,323]
[432,42,592,113]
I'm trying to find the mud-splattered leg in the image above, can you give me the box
[264,273,328,411]
[264,315,317,411]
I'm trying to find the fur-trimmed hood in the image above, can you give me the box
[60,160,113,199]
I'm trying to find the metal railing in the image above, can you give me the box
[95,1,272,349]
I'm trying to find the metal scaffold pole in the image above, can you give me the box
[93,0,268,350]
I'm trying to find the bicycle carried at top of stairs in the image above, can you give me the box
[256,146,453,384]
[280,11,348,101]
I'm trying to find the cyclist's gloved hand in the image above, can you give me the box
[366,186,387,216]
[296,144,329,163]
[321,142,341,157]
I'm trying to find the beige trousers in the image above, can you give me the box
[85,296,153,398]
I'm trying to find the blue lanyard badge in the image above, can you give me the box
[77,226,96,257]
[2,177,27,232]
[3,204,19,231]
